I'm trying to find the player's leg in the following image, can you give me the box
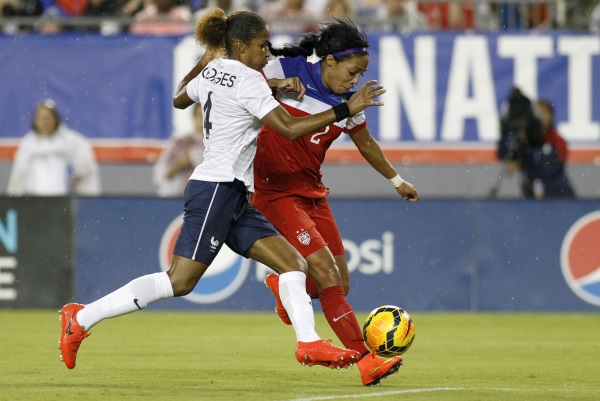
[254,196,368,354]
[334,253,351,295]
[253,195,326,308]
[309,199,403,386]
[60,258,209,370]
[305,247,368,355]
[246,235,359,368]
[59,180,230,369]
[229,204,360,368]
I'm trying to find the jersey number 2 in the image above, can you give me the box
[203,91,213,139]
[310,126,329,145]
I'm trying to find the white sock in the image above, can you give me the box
[279,271,320,343]
[77,272,174,331]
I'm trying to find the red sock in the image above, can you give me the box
[305,275,320,299]
[319,286,369,356]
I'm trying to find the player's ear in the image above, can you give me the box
[232,39,246,54]
[324,54,336,67]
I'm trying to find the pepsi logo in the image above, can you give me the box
[560,211,600,306]
[159,214,251,304]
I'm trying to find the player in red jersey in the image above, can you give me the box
[253,19,420,386]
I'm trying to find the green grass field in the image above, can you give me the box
[1,310,598,401]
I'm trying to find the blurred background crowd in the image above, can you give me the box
[1,0,598,199]
[0,0,599,35]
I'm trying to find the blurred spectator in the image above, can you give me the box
[258,0,318,33]
[531,99,576,198]
[375,0,427,32]
[121,0,145,17]
[528,2,551,29]
[590,3,600,33]
[7,100,101,196]
[322,0,354,19]
[34,0,89,33]
[153,103,204,197]
[498,2,551,30]
[0,0,42,34]
[354,0,380,17]
[129,0,192,35]
[418,1,473,30]
[193,0,251,20]
[416,1,498,30]
[473,2,499,30]
[43,0,89,17]
[84,0,120,18]
[83,0,122,34]
[497,88,574,199]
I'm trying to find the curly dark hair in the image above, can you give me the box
[194,8,267,56]
[269,18,369,61]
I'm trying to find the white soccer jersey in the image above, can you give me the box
[186,58,280,192]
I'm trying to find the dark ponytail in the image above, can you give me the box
[269,18,369,61]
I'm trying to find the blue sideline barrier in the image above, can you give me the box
[73,198,600,312]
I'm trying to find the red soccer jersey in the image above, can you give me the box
[254,56,366,200]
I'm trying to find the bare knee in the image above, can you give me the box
[166,260,204,296]
[308,258,342,289]
[286,253,308,274]
[168,274,196,296]
[246,236,308,274]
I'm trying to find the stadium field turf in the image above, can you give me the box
[1,310,598,401]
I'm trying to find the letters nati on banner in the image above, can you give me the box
[560,211,600,307]
[159,215,395,305]
[4,32,598,158]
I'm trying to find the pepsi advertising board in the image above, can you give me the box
[75,198,600,312]
[560,211,600,307]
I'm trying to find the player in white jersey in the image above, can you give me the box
[58,8,385,372]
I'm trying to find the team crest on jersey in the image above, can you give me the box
[296,229,311,246]
[210,236,219,252]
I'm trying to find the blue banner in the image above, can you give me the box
[75,198,600,312]
[0,35,177,142]
[2,32,599,147]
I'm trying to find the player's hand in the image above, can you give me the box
[397,181,420,202]
[271,77,306,100]
[347,80,385,115]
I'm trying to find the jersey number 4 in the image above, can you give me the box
[203,91,213,139]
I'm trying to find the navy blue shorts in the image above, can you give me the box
[173,179,280,265]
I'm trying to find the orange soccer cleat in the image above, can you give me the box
[295,339,361,369]
[357,349,403,386]
[264,273,292,325]
[58,303,90,369]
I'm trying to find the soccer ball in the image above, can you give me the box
[362,305,415,356]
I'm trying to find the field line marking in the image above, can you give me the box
[282,386,600,401]
[283,387,463,401]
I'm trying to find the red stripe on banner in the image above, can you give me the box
[1,144,599,165]
[93,145,164,163]
[0,144,165,164]
[325,145,600,165]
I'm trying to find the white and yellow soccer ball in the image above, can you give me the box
[362,305,415,356]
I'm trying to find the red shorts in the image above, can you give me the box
[253,195,344,258]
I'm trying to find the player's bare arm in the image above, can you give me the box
[262,80,385,140]
[173,48,224,109]
[350,126,420,202]
[267,77,306,100]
